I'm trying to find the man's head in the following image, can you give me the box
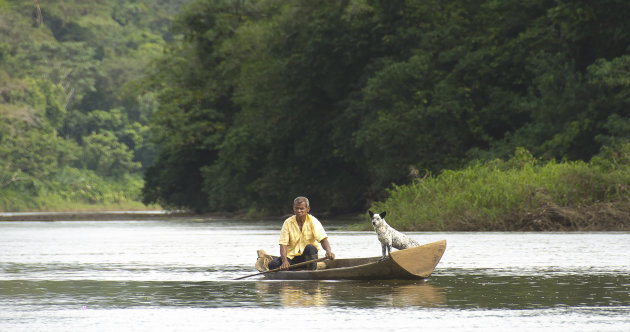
[293,196,310,208]
[293,196,310,218]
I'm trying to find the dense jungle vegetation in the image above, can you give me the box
[2,0,630,230]
[0,0,190,210]
[141,0,630,216]
[369,146,630,231]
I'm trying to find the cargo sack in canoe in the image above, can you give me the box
[255,250,274,272]
[255,249,326,272]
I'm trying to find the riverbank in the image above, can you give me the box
[0,211,184,222]
[4,147,630,231]
[367,148,630,232]
[0,210,262,221]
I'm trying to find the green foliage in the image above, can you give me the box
[141,0,245,211]
[0,167,146,211]
[369,146,630,231]
[81,131,141,178]
[0,0,189,211]
[140,0,630,215]
[591,143,630,172]
[4,0,630,217]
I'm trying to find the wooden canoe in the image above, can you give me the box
[262,239,446,280]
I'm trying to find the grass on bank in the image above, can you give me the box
[368,146,630,231]
[0,167,158,212]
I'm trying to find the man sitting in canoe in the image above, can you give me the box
[266,196,335,271]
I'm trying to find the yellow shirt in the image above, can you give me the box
[279,214,327,259]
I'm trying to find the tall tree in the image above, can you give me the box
[141,0,630,213]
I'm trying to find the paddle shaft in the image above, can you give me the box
[234,257,328,280]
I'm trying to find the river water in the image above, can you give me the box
[1,217,629,331]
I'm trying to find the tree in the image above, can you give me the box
[141,0,630,213]
[141,0,241,211]
[82,131,141,178]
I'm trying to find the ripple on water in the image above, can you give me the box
[1,221,629,331]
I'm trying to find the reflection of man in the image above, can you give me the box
[267,196,335,270]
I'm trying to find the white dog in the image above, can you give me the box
[369,210,420,258]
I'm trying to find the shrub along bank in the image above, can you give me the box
[0,168,149,212]
[367,146,630,231]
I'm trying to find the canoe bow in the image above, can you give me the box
[390,239,447,278]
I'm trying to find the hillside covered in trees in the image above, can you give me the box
[0,0,190,210]
[2,0,630,219]
[142,0,630,215]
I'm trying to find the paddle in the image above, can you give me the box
[234,257,329,280]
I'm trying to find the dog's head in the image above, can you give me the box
[369,210,387,228]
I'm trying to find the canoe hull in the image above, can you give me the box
[263,239,446,280]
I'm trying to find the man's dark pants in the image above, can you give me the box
[268,244,318,270]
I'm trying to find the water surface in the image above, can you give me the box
[1,218,628,331]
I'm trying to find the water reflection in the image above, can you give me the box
[257,281,329,306]
[2,220,630,331]
[391,282,446,307]
[3,272,626,311]
[255,280,446,308]
[431,269,630,309]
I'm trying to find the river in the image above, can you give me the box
[1,216,629,331]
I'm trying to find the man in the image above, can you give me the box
[267,196,335,270]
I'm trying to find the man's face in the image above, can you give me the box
[293,202,310,218]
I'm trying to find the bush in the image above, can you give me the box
[368,147,630,231]
[0,167,146,212]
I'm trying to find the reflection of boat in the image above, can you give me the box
[256,280,446,308]
[260,240,446,280]
[257,281,329,307]
[390,283,446,307]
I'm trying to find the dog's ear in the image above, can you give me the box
[380,211,386,218]
[369,210,374,218]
